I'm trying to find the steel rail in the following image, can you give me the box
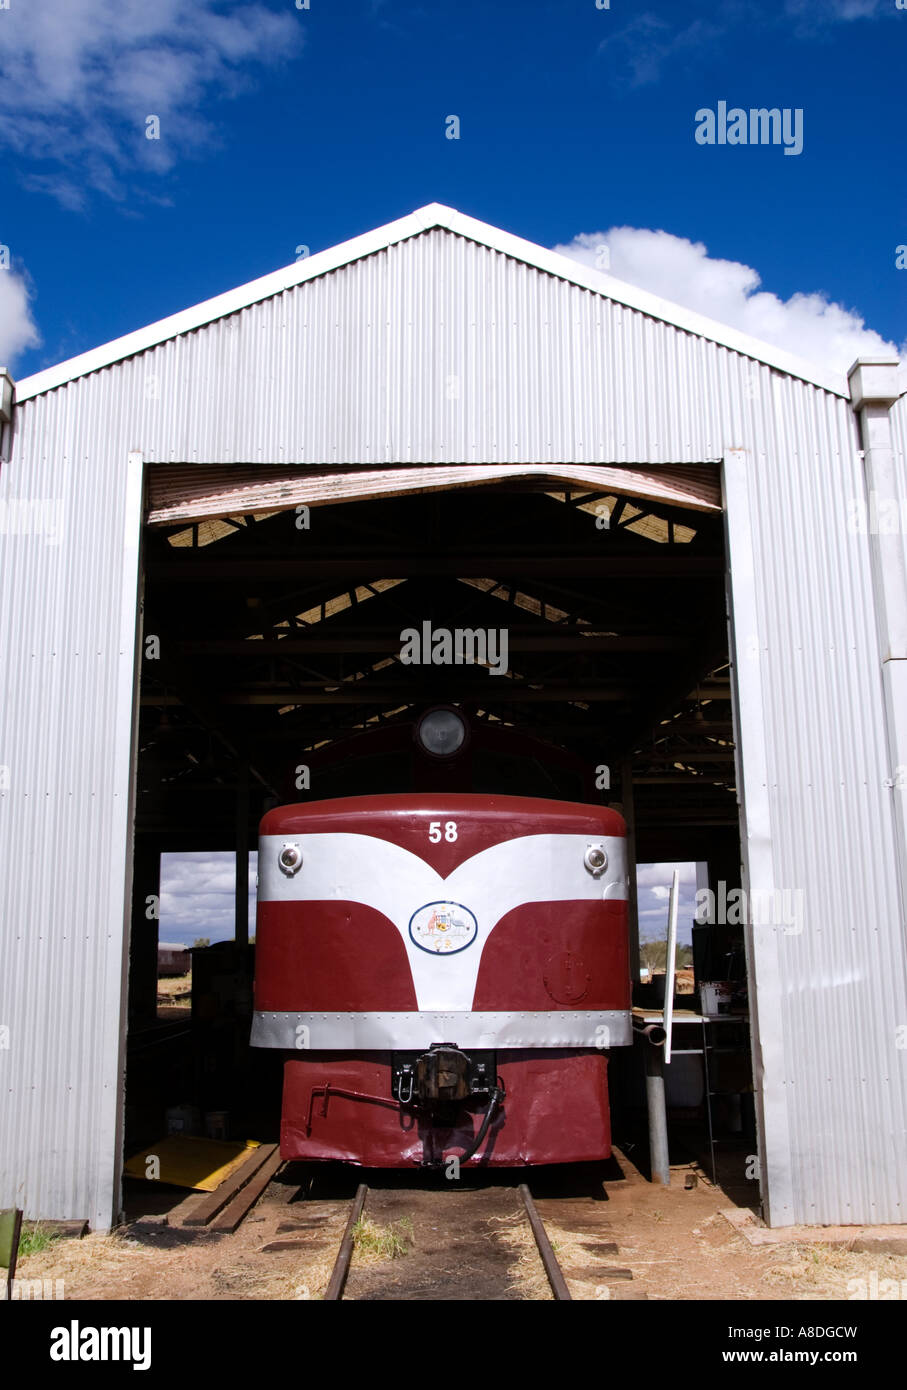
[518,1184,572,1301]
[323,1183,369,1302]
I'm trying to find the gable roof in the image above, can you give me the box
[15,202,848,402]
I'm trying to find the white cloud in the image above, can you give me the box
[786,0,883,22]
[160,850,257,943]
[0,0,302,206]
[597,13,724,90]
[636,861,698,891]
[0,267,41,365]
[552,227,900,374]
[597,3,886,91]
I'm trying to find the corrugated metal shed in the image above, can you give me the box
[0,205,904,1229]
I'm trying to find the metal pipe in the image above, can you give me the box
[633,1021,667,1047]
[663,868,679,1062]
[645,1041,671,1187]
[234,762,249,950]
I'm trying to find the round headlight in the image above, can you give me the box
[415,707,467,759]
[278,843,303,876]
[584,845,608,877]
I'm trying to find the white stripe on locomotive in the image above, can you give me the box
[258,831,628,1012]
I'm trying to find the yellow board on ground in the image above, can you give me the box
[124,1136,261,1191]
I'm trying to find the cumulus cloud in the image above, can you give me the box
[785,0,883,24]
[160,850,257,945]
[552,227,900,374]
[0,0,302,206]
[597,13,724,90]
[636,861,698,891]
[636,861,700,946]
[599,3,889,89]
[0,266,41,365]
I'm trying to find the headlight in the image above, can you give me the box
[584,844,608,877]
[278,843,303,876]
[415,707,467,759]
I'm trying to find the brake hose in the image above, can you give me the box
[423,1081,506,1169]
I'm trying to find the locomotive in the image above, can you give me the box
[251,707,631,1168]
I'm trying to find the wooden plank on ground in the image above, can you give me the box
[564,1264,634,1281]
[176,1143,278,1227]
[209,1150,285,1233]
[42,1220,89,1239]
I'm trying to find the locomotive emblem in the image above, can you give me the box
[409,901,478,955]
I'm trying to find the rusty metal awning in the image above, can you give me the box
[145,463,722,526]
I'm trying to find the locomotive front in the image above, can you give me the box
[251,791,631,1167]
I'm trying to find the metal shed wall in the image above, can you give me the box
[1,224,904,1227]
[890,388,907,538]
[730,377,905,1226]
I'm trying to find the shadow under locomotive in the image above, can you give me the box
[277,1156,626,1204]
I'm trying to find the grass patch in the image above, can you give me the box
[352,1215,414,1261]
[18,1223,59,1258]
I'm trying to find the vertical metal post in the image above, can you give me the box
[129,838,161,1023]
[645,1042,670,1186]
[663,869,679,1062]
[235,761,249,949]
[701,1018,718,1186]
[619,756,640,988]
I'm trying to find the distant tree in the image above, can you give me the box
[640,939,693,973]
[640,939,667,973]
[192,937,210,948]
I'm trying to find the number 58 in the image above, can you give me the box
[429,821,458,842]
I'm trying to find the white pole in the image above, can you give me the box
[663,869,679,1063]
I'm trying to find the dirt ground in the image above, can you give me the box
[15,1150,907,1302]
[343,1186,527,1300]
[156,971,191,1022]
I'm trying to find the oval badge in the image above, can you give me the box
[409,901,478,955]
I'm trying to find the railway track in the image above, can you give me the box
[320,1173,639,1301]
[154,1153,647,1299]
[160,1150,644,1300]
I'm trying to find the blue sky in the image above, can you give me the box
[1,0,904,378]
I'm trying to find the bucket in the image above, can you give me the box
[204,1110,230,1141]
[165,1104,202,1136]
[700,980,733,1016]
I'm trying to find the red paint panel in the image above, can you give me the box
[262,793,625,877]
[254,902,417,1011]
[473,899,630,1011]
[280,1051,611,1166]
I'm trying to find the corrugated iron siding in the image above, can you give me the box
[742,377,906,1224]
[31,231,770,467]
[890,391,907,541]
[0,384,139,1231]
[1,226,904,1226]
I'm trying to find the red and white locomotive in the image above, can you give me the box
[251,708,631,1168]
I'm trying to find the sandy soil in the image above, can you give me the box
[15,1152,907,1302]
